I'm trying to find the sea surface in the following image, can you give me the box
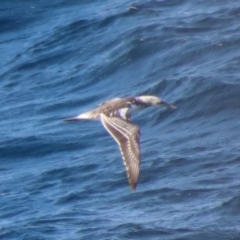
[1,0,240,239]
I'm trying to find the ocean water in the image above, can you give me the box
[1,0,240,239]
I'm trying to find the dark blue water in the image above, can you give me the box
[1,0,240,239]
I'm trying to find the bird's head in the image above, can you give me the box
[136,95,176,109]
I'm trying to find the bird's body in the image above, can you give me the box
[65,95,176,190]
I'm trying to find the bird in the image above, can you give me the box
[65,95,176,190]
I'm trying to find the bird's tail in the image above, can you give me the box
[64,112,92,121]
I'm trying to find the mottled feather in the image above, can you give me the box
[100,114,140,190]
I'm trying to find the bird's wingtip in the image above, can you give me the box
[130,183,137,191]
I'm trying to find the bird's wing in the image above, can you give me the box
[100,114,140,190]
[99,98,122,106]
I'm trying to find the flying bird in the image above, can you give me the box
[65,95,176,190]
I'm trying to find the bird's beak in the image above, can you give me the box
[160,101,176,109]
